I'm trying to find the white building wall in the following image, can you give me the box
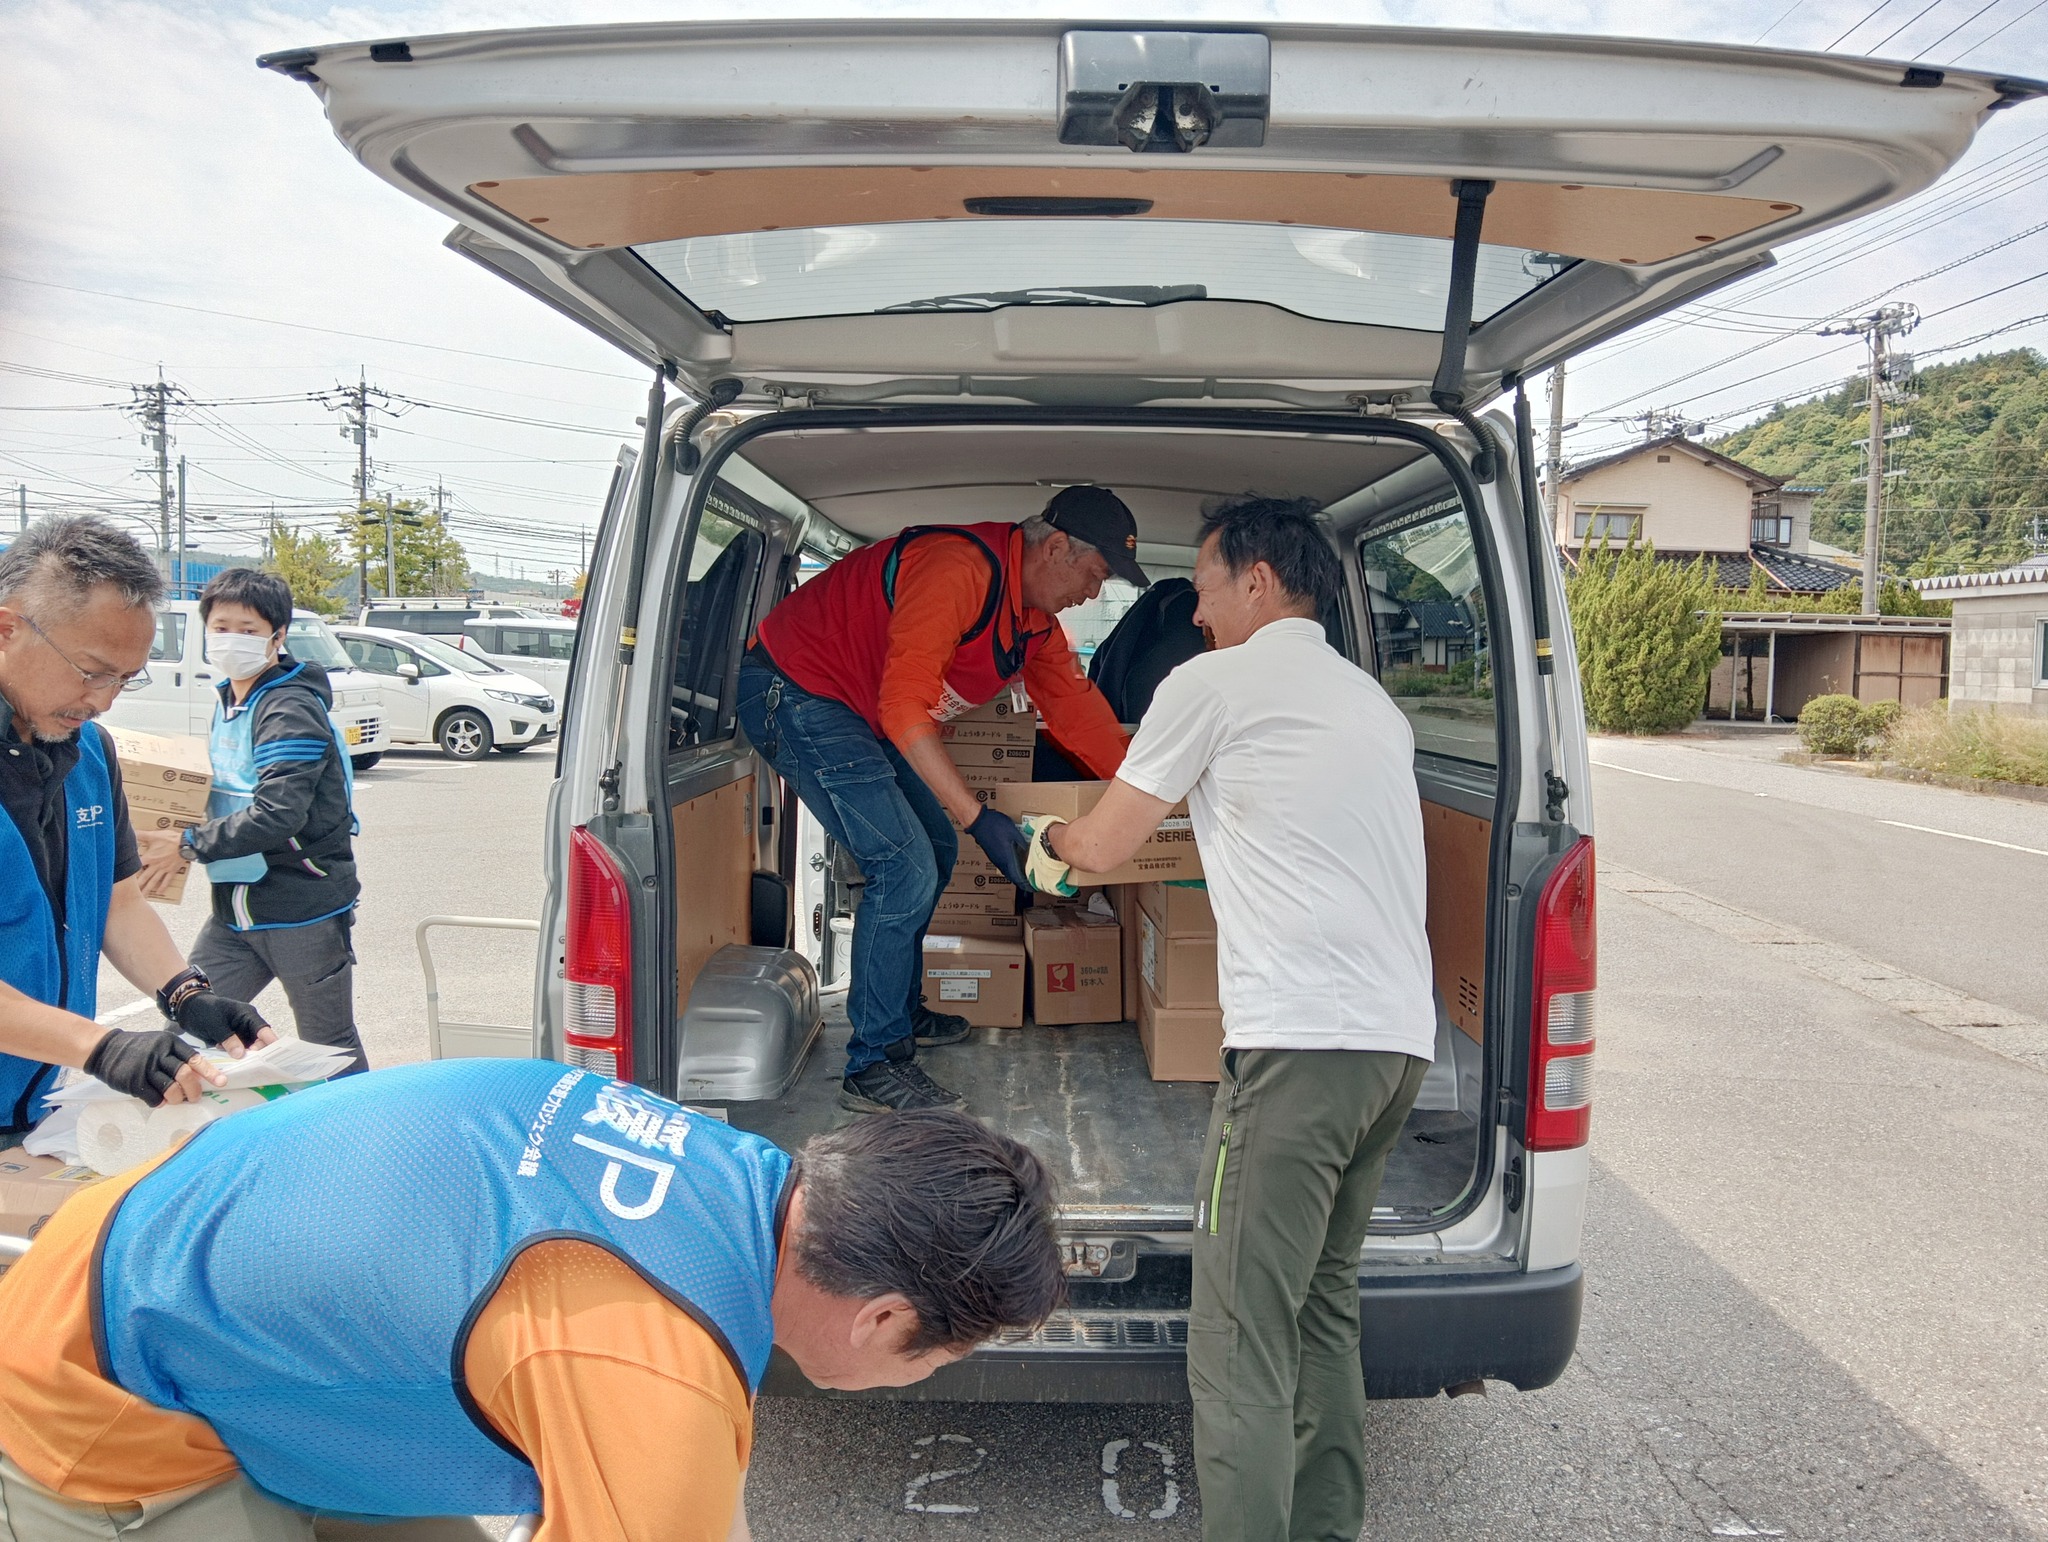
[1949,596,2048,716]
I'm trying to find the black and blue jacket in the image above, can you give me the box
[185,653,359,931]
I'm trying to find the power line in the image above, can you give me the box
[1920,0,2010,55]
[1868,0,1949,53]
[1954,0,2048,55]
[0,272,646,382]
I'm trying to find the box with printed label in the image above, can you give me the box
[1022,907,1122,1027]
[990,782,1203,885]
[1138,981,1225,1082]
[944,741,1037,775]
[952,757,1034,791]
[941,867,1012,903]
[937,714,1037,749]
[101,725,212,819]
[0,1152,105,1241]
[1136,880,1216,938]
[947,842,1002,881]
[921,935,1026,1028]
[1138,907,1220,1008]
[933,890,1019,925]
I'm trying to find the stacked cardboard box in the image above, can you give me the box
[920,933,1026,1028]
[989,781,1203,885]
[932,695,1035,940]
[1134,881,1224,1081]
[102,725,212,905]
[1023,906,1122,1026]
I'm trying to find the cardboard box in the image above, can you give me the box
[101,725,212,819]
[1110,886,1142,1021]
[948,690,1032,725]
[953,759,1034,791]
[937,715,1037,749]
[944,742,1036,776]
[1139,907,1220,1008]
[1136,880,1216,938]
[922,935,1026,1028]
[933,884,1019,921]
[937,911,1023,942]
[990,782,1203,885]
[1138,980,1225,1082]
[0,1152,106,1241]
[941,867,1013,901]
[1023,907,1123,1026]
[124,808,203,905]
[948,842,1001,881]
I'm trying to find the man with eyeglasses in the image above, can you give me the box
[0,516,270,1149]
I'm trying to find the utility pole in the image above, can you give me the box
[1820,303,1918,614]
[385,492,398,599]
[578,525,588,577]
[175,456,188,599]
[320,374,393,610]
[15,484,25,534]
[1545,362,1567,529]
[125,371,184,569]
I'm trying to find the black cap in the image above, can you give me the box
[1043,485,1149,588]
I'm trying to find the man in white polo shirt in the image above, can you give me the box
[1022,495,1434,1542]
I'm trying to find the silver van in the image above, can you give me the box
[272,16,2033,1400]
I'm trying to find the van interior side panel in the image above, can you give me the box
[672,780,754,1013]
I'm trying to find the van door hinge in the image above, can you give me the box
[1502,1155,1525,1213]
[1544,772,1569,823]
[1348,390,1412,417]
[597,763,622,811]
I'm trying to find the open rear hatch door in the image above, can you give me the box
[264,20,2040,409]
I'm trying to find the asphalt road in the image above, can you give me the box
[92,732,2045,1540]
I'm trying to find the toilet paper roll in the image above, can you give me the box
[77,1089,272,1175]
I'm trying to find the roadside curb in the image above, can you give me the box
[1778,751,2048,807]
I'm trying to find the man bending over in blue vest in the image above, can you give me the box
[0,515,271,1147]
[0,1058,1064,1542]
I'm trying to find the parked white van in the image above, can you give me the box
[358,597,546,638]
[454,615,578,703]
[107,602,391,770]
[333,625,559,760]
[272,16,2037,1402]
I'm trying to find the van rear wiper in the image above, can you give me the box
[879,284,1206,313]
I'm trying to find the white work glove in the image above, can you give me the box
[1020,814,1078,896]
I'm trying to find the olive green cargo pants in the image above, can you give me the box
[1188,1047,1428,1542]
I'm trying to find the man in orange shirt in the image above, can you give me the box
[742,487,1146,1113]
[0,1057,1062,1541]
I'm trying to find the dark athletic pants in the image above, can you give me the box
[188,914,367,1075]
[1189,1046,1429,1542]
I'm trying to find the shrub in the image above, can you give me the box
[1566,540,1723,734]
[1880,703,2048,787]
[1796,694,1887,756]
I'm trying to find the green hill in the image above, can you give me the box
[1710,348,2048,575]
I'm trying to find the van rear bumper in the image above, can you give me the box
[761,1263,1583,1404]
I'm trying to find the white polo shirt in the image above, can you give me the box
[1114,616,1435,1058]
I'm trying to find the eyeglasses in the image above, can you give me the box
[21,614,148,693]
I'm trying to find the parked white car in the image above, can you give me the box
[106,603,391,770]
[454,616,578,702]
[333,625,559,760]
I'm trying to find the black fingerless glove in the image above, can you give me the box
[85,1028,197,1108]
[173,991,268,1050]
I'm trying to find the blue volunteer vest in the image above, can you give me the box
[94,1058,792,1517]
[0,723,113,1131]
[204,662,355,893]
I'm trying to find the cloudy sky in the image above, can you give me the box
[3,0,2044,584]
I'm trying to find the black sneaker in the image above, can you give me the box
[839,1059,968,1114]
[912,1000,972,1048]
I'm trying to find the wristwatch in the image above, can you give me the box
[178,828,198,861]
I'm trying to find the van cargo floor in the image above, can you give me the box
[722,1001,1479,1220]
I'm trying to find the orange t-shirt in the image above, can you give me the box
[0,1161,751,1542]
[881,532,1130,777]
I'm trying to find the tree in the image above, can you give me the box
[1566,540,1724,734]
[264,523,349,617]
[344,499,472,598]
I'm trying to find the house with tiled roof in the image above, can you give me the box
[1552,436,1859,598]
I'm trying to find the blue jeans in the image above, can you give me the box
[737,656,958,1075]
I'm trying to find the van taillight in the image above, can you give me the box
[564,826,634,1081]
[1526,836,1596,1152]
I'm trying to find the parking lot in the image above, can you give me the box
[91,735,2047,1541]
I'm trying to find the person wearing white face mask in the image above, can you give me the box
[135,569,367,1074]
